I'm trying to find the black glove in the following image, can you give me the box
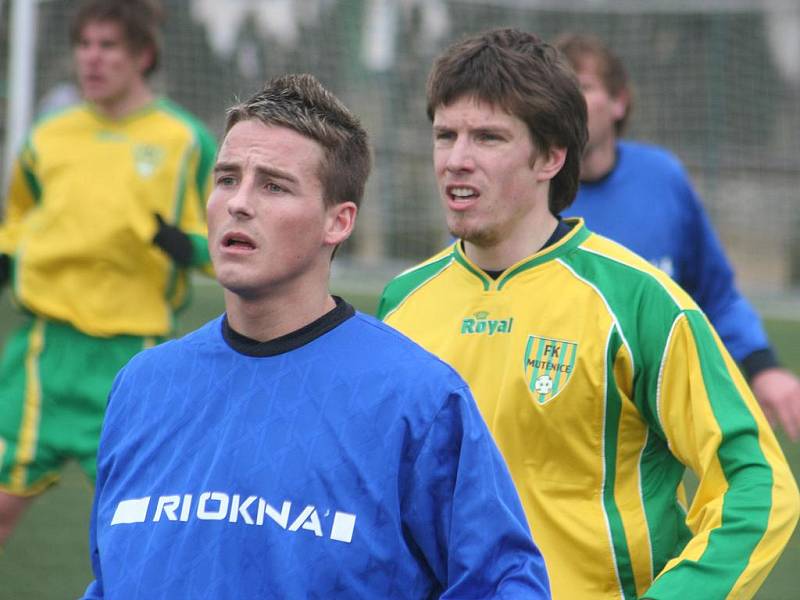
[152,214,194,267]
[0,253,10,288]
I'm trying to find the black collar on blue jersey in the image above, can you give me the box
[222,296,355,357]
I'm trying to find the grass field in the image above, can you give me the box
[0,282,798,599]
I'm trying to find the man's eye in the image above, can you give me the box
[266,182,284,193]
[434,131,455,141]
[476,132,501,142]
[216,175,236,186]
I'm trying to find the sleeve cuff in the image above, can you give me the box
[741,347,780,380]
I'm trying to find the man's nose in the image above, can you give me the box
[227,184,255,218]
[445,137,475,172]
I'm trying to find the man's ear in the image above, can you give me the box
[535,146,567,183]
[610,88,630,122]
[135,46,156,76]
[324,201,358,248]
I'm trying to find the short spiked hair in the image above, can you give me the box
[225,74,371,209]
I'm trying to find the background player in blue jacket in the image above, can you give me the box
[556,33,800,440]
[80,73,549,599]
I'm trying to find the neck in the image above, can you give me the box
[92,83,154,120]
[224,285,336,343]
[464,208,559,272]
[580,136,617,182]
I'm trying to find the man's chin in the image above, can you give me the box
[215,271,255,298]
[446,218,472,243]
[447,224,496,248]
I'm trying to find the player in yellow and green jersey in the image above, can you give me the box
[0,0,216,545]
[379,28,799,599]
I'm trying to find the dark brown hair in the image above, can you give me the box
[70,0,163,76]
[427,28,588,214]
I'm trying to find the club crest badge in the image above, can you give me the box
[523,335,578,404]
[133,144,165,178]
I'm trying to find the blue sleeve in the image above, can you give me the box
[80,487,105,599]
[400,386,550,598]
[80,580,103,599]
[79,372,127,599]
[676,177,770,364]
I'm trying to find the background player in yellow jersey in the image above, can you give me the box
[379,28,799,599]
[0,0,216,545]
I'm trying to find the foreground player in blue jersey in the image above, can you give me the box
[81,74,549,599]
[556,33,800,440]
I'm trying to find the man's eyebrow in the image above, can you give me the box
[432,123,511,134]
[213,161,239,173]
[473,124,512,135]
[254,165,298,184]
[212,163,298,185]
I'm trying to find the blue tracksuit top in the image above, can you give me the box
[81,299,549,599]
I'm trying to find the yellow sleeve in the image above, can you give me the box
[0,144,39,255]
[644,310,800,599]
[178,129,216,274]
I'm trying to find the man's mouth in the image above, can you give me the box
[445,185,479,207]
[222,233,256,250]
[449,186,478,200]
[83,73,104,84]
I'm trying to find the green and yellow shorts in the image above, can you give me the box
[0,317,155,495]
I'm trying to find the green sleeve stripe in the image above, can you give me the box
[561,248,682,434]
[164,265,180,307]
[638,430,689,578]
[647,310,774,596]
[189,233,210,267]
[157,101,213,274]
[21,164,42,204]
[376,251,454,319]
[153,100,215,320]
[560,251,695,581]
[578,245,684,308]
[602,327,639,600]
[640,314,693,576]
[554,256,652,425]
[156,98,218,201]
[20,138,42,203]
[169,145,192,224]
[194,127,217,199]
[163,148,190,307]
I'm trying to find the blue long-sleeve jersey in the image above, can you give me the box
[81,300,549,599]
[563,140,773,373]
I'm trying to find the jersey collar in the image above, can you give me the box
[222,296,355,357]
[451,217,590,291]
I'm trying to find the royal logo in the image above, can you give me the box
[523,335,578,404]
[461,310,514,336]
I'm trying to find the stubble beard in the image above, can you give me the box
[447,213,499,248]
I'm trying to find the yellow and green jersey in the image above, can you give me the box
[379,219,799,600]
[0,99,216,337]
